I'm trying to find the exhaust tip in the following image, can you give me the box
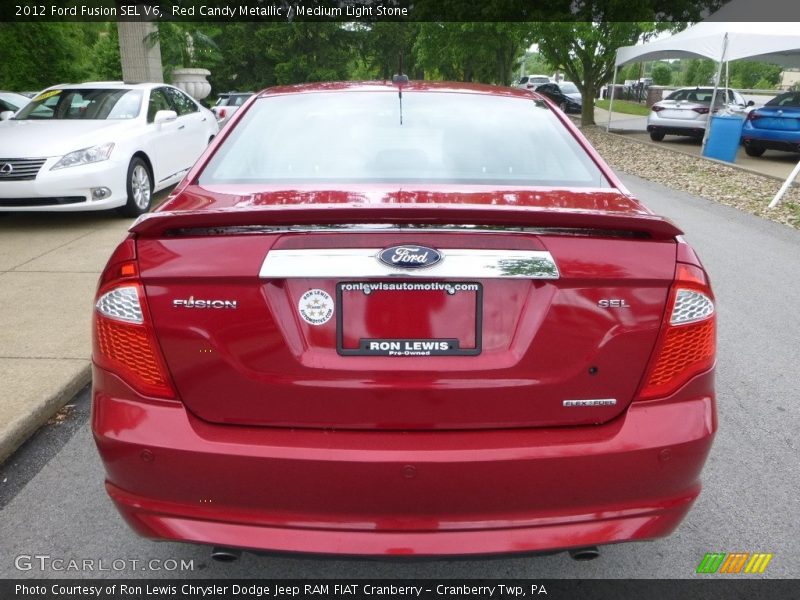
[211,547,242,562]
[568,547,600,561]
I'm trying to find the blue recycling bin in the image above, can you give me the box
[702,114,745,163]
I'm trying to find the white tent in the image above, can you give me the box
[610,10,800,207]
[615,22,800,68]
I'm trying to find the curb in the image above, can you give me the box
[0,363,91,464]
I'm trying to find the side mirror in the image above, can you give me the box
[153,110,177,124]
[747,100,755,107]
[0,111,14,121]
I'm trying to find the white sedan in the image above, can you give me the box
[0,82,218,215]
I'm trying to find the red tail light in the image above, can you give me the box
[651,105,665,113]
[526,84,534,89]
[692,106,710,114]
[638,263,716,401]
[218,108,227,119]
[93,240,176,400]
[746,111,761,121]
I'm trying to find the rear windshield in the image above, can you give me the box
[199,91,610,188]
[14,88,142,120]
[766,92,800,107]
[665,88,732,104]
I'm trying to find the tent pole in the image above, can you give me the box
[702,33,728,153]
[607,65,619,132]
[768,159,800,208]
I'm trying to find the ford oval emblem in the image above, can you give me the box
[378,245,442,269]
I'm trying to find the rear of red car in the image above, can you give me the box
[92,83,716,557]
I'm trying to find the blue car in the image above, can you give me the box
[741,91,800,157]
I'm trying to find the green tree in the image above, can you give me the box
[651,62,672,85]
[528,0,720,125]
[356,22,421,80]
[729,61,782,90]
[86,23,122,81]
[413,23,528,85]
[530,21,666,125]
[682,59,716,86]
[0,23,91,90]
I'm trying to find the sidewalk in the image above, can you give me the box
[0,212,133,462]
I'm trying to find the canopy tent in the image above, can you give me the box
[615,22,800,68]
[609,11,800,207]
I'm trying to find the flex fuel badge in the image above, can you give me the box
[298,289,334,326]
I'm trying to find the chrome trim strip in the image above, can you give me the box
[260,248,559,279]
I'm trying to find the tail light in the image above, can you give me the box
[93,239,176,400]
[692,106,710,114]
[651,105,665,113]
[217,108,227,119]
[637,263,716,401]
[526,84,534,89]
[746,111,761,121]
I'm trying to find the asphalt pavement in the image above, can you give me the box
[0,172,797,580]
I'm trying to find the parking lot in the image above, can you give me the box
[1,172,798,579]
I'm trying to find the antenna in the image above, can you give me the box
[392,52,406,125]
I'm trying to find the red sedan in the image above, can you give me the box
[92,81,716,559]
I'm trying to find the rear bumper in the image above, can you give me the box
[742,130,800,153]
[648,114,708,137]
[93,366,716,557]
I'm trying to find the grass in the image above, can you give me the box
[595,99,651,117]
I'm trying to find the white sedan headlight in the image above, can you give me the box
[51,142,114,170]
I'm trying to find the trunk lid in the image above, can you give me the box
[136,186,679,430]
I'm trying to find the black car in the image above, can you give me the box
[535,82,582,114]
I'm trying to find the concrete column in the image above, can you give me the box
[117,19,163,84]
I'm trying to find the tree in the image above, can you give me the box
[530,21,665,125]
[413,23,528,84]
[729,61,782,90]
[0,23,92,90]
[682,59,716,86]
[528,0,721,125]
[651,62,672,85]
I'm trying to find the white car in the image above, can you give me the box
[647,87,749,141]
[211,92,254,127]
[0,82,219,215]
[0,91,31,114]
[514,74,552,90]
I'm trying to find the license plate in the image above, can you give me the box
[336,281,482,356]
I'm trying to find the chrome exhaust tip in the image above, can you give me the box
[211,547,242,562]
[568,547,600,561]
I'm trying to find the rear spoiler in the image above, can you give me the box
[130,204,683,240]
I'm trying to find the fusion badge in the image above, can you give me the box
[378,245,442,269]
[298,289,334,326]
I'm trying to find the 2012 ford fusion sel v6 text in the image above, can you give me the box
[92,81,717,557]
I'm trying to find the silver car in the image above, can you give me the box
[211,92,253,127]
[647,87,748,141]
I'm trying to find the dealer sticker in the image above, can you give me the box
[298,289,334,326]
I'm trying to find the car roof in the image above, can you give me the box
[41,82,167,91]
[256,80,541,100]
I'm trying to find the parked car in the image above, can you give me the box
[741,90,800,157]
[647,87,749,141]
[211,91,254,126]
[0,82,218,215]
[92,81,716,559]
[0,91,31,115]
[535,81,582,113]
[514,74,551,90]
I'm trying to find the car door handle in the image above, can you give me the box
[201,117,207,122]
[178,125,185,130]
